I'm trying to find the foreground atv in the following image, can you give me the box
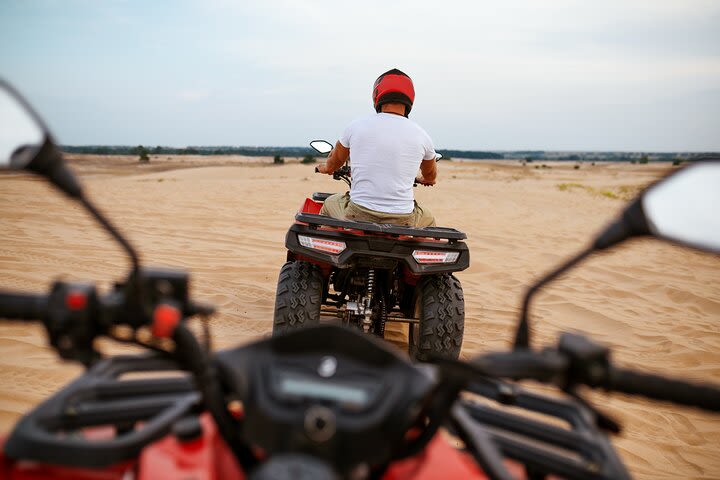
[273,142,469,360]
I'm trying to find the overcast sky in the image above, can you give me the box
[2,0,719,151]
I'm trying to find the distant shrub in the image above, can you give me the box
[273,155,285,164]
[600,190,619,199]
[136,145,150,163]
[639,155,649,164]
[301,155,316,164]
[672,158,683,166]
[574,164,580,170]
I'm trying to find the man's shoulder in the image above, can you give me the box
[405,118,433,141]
[346,113,377,128]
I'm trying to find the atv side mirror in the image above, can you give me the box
[641,162,720,252]
[310,140,334,155]
[593,160,720,253]
[513,159,720,350]
[435,153,443,161]
[0,79,141,274]
[0,79,84,198]
[0,82,45,170]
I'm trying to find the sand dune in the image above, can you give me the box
[1,155,718,478]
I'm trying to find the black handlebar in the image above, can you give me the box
[469,333,720,413]
[0,291,48,321]
[608,367,720,411]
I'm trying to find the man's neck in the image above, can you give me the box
[380,103,407,116]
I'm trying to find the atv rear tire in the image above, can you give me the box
[272,261,323,336]
[409,274,465,361]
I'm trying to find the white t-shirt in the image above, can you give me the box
[339,113,436,214]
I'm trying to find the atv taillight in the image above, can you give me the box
[298,235,346,254]
[412,250,460,264]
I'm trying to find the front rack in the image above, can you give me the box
[4,354,198,468]
[457,379,630,480]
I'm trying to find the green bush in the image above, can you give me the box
[301,155,316,164]
[136,145,150,163]
[639,155,649,164]
[273,155,284,164]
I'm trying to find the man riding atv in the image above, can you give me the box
[316,68,438,227]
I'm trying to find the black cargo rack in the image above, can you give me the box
[295,213,467,241]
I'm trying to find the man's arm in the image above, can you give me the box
[416,158,438,185]
[316,141,350,174]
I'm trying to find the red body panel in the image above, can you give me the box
[0,414,244,480]
[300,198,323,215]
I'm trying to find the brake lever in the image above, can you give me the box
[566,389,622,433]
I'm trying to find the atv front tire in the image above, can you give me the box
[409,274,465,361]
[272,261,323,336]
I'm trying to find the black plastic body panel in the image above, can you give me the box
[286,222,469,275]
[312,192,334,202]
[295,213,467,240]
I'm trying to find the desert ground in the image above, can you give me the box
[1,155,718,478]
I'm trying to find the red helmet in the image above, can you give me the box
[372,68,415,117]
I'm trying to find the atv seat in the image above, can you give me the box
[312,192,334,202]
[295,213,467,241]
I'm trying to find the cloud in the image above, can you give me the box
[176,89,211,102]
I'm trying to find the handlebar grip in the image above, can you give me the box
[314,166,319,173]
[0,291,48,321]
[608,367,720,411]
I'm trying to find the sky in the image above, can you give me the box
[1,0,719,151]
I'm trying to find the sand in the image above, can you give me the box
[1,155,718,478]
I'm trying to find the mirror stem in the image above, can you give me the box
[79,196,140,274]
[513,246,595,350]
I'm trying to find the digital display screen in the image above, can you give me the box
[279,375,370,407]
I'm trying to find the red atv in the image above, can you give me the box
[273,140,469,360]
[2,80,720,480]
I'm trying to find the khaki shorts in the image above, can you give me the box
[319,192,436,227]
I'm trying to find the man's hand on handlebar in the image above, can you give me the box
[415,175,436,186]
[316,163,333,175]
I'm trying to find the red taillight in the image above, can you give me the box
[298,235,346,254]
[412,250,460,264]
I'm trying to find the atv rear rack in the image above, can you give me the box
[295,213,467,241]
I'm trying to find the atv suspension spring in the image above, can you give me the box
[367,269,375,298]
[362,269,376,333]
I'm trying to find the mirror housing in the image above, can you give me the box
[310,140,334,155]
[0,84,45,169]
[0,80,83,198]
[594,160,720,253]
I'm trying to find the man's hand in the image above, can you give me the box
[316,163,333,175]
[314,141,350,176]
[415,175,436,186]
[417,158,438,186]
